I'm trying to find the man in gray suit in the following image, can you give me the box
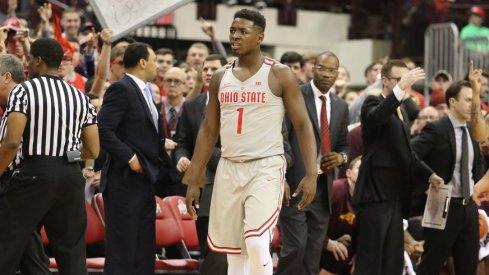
[277,51,349,275]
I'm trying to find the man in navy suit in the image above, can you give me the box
[98,42,165,275]
[277,51,349,275]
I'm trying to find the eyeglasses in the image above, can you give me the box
[164,78,183,85]
[386,76,402,82]
[315,66,338,74]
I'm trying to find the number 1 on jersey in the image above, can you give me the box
[236,107,244,134]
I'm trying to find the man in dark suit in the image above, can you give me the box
[412,79,483,275]
[173,55,228,275]
[352,60,443,275]
[277,51,349,275]
[98,42,165,275]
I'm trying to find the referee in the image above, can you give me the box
[0,54,50,275]
[0,38,99,275]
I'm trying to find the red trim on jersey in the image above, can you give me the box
[207,236,242,254]
[225,62,233,69]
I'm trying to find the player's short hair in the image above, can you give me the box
[234,9,266,31]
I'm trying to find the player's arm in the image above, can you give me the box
[276,64,318,209]
[468,61,489,142]
[0,112,27,176]
[183,68,224,218]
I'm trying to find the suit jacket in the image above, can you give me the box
[285,83,349,209]
[98,75,165,192]
[411,117,483,194]
[352,92,432,217]
[173,94,221,216]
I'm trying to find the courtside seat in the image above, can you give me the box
[91,193,105,226]
[163,196,200,254]
[154,196,199,273]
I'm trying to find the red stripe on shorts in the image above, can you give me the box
[207,235,242,254]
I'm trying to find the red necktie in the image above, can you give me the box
[320,95,331,155]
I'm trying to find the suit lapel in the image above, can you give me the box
[125,76,157,132]
[196,94,207,125]
[303,85,320,137]
[445,118,457,162]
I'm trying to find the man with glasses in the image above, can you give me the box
[108,46,126,84]
[277,51,349,275]
[156,67,187,198]
[352,60,443,275]
[410,106,440,137]
[162,67,186,139]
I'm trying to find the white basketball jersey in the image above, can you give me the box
[218,57,285,161]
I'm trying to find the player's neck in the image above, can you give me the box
[237,51,264,69]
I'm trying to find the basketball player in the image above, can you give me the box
[183,9,317,275]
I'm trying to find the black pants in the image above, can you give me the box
[103,170,156,275]
[0,171,50,275]
[277,196,330,275]
[354,198,404,275]
[417,201,479,275]
[0,156,87,275]
[196,216,228,275]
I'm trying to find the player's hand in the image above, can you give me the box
[185,183,200,220]
[326,239,348,261]
[293,174,317,210]
[320,152,344,171]
[350,255,356,275]
[469,60,483,97]
[176,157,191,173]
[428,173,444,190]
[398,67,425,91]
[128,155,144,173]
[283,181,291,207]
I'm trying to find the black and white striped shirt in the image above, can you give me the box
[0,113,23,171]
[4,75,97,159]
